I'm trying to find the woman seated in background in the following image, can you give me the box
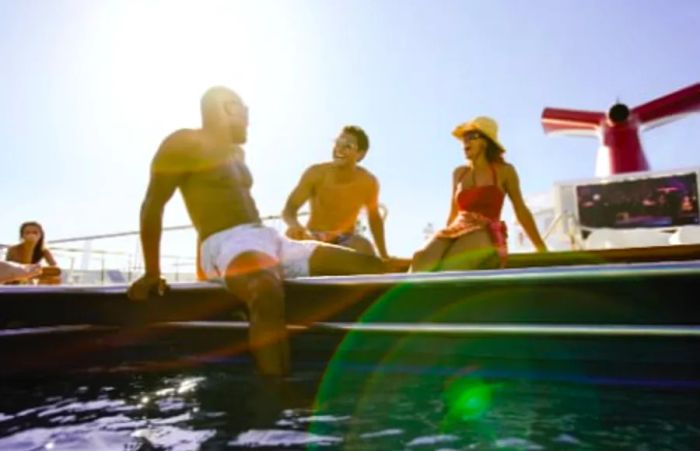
[4,221,60,284]
[411,116,546,272]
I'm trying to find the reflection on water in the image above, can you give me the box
[0,365,698,450]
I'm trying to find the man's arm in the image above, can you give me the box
[366,176,389,259]
[140,131,193,278]
[282,166,318,239]
[140,180,175,278]
[503,164,547,252]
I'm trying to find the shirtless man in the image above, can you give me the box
[282,126,389,259]
[127,87,386,376]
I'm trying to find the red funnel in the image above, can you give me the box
[542,83,700,176]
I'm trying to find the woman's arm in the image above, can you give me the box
[446,166,466,226]
[43,248,58,266]
[5,246,19,263]
[503,164,547,252]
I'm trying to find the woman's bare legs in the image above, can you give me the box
[440,229,497,271]
[410,237,453,272]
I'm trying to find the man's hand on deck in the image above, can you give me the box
[285,225,312,241]
[128,274,168,301]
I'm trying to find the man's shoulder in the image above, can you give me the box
[311,162,333,172]
[359,167,380,188]
[303,162,332,179]
[159,129,201,153]
[151,129,203,173]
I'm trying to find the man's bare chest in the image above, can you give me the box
[315,178,367,208]
[187,148,253,189]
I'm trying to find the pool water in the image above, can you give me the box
[0,361,698,450]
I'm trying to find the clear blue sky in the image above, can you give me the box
[1,0,699,260]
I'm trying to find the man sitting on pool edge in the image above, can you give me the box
[127,86,390,377]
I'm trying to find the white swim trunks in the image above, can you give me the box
[200,223,320,280]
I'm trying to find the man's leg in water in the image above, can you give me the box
[308,243,386,276]
[223,251,289,376]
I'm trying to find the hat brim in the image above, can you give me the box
[452,123,506,153]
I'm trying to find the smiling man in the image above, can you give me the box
[282,126,389,259]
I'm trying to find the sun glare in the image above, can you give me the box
[92,1,278,264]
[71,1,318,265]
[109,1,263,120]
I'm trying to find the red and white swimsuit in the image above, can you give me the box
[435,165,508,267]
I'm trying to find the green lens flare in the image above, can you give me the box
[444,378,492,421]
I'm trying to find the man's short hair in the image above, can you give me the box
[342,125,370,152]
[201,86,242,114]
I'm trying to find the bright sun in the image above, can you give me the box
[109,1,263,112]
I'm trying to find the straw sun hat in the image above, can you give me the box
[451,116,506,153]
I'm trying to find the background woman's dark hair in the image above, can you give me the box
[483,136,505,164]
[19,221,45,264]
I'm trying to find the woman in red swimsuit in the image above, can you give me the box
[412,116,547,271]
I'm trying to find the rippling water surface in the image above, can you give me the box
[0,362,699,450]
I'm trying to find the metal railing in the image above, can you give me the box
[3,207,386,285]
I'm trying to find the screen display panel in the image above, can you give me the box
[576,172,700,228]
